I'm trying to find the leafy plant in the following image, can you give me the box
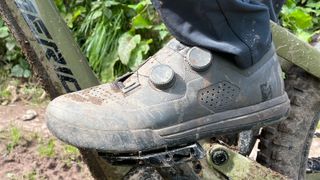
[0,20,30,79]
[281,0,320,41]
[56,0,169,82]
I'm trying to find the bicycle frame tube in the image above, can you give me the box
[271,21,320,79]
[11,0,99,94]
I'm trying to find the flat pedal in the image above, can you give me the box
[307,157,320,173]
[98,143,205,167]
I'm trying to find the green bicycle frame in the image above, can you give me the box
[1,0,320,179]
[6,0,99,95]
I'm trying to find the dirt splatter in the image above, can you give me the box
[67,93,103,105]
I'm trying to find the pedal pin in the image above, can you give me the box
[211,149,228,166]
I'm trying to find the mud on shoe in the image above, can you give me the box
[46,39,290,153]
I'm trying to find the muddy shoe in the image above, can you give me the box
[46,39,290,153]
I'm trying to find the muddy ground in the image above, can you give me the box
[0,102,319,180]
[0,102,93,180]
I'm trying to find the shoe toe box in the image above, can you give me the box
[45,94,165,152]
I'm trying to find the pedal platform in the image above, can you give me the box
[98,143,205,167]
[307,157,320,173]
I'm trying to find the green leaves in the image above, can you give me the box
[118,33,142,65]
[1,0,169,82]
[64,0,169,82]
[281,0,320,42]
[0,20,30,79]
[128,39,151,70]
[290,8,313,29]
[132,14,152,29]
[118,33,151,70]
[0,26,9,38]
[10,57,31,78]
[77,1,127,82]
[10,64,31,78]
[282,6,313,30]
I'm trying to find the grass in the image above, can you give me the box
[0,88,11,99]
[23,170,37,180]
[6,127,22,153]
[0,80,12,105]
[62,144,81,167]
[0,122,88,179]
[5,172,17,180]
[38,139,56,157]
[64,144,80,156]
[3,126,79,160]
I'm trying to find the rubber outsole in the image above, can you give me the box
[46,93,290,153]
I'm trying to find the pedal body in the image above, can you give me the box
[99,143,205,167]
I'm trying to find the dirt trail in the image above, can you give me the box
[0,102,48,134]
[0,102,93,180]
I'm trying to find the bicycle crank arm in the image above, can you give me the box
[200,141,287,180]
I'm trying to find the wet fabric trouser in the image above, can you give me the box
[151,0,285,68]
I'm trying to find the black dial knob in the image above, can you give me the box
[150,64,175,90]
[187,47,213,71]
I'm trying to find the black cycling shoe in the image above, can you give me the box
[46,39,290,153]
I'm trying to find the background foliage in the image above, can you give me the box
[0,0,319,82]
[55,0,169,82]
[281,0,320,41]
[0,20,31,81]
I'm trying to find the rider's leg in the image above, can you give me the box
[45,0,290,152]
[151,0,285,68]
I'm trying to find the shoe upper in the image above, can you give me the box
[46,39,285,150]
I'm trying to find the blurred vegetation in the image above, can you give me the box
[0,20,31,80]
[6,126,22,153]
[0,0,319,82]
[55,0,169,82]
[38,139,56,157]
[0,79,48,106]
[281,0,320,41]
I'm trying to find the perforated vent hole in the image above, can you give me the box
[199,81,240,111]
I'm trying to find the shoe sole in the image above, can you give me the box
[46,93,290,153]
